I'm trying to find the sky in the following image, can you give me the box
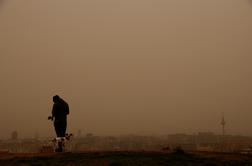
[0,0,252,139]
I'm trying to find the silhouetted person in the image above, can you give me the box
[48,95,69,152]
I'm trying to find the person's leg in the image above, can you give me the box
[58,121,67,152]
[54,122,63,152]
[57,141,63,152]
[57,121,66,137]
[62,120,67,137]
[54,122,61,137]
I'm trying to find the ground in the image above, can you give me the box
[1,151,252,166]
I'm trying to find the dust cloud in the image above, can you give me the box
[0,0,251,139]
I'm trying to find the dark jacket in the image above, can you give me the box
[52,98,69,122]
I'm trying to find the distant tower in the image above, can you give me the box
[220,113,226,136]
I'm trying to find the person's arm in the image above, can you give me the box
[52,104,57,117]
[49,104,56,121]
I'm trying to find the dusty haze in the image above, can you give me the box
[0,0,252,139]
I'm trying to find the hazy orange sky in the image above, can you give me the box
[0,0,252,139]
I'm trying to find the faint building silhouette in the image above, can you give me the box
[11,131,18,140]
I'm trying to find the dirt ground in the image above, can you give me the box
[0,151,252,166]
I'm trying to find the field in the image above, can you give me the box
[1,151,252,166]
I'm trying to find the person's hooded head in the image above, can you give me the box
[53,95,60,103]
